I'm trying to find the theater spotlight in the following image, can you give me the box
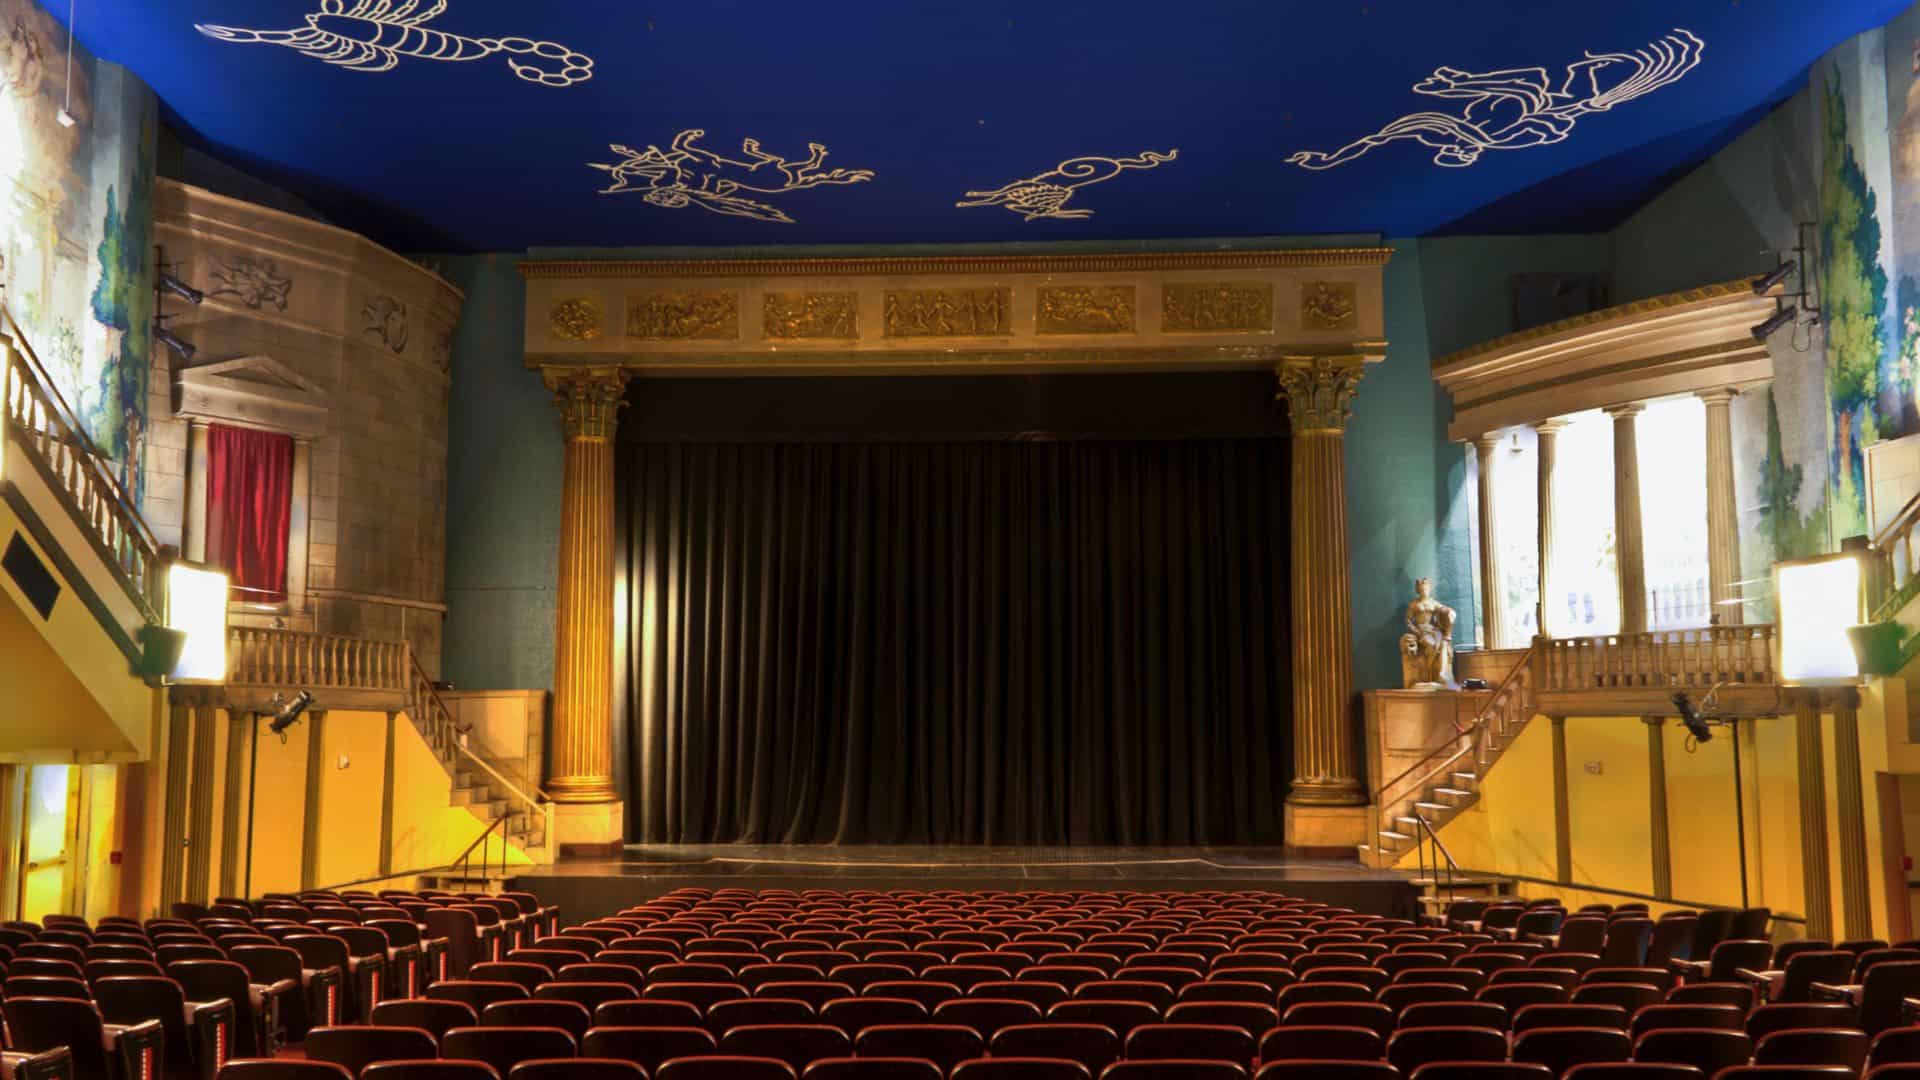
[268,690,313,735]
[159,272,204,305]
[153,325,195,361]
[1671,691,1713,743]
[1751,259,1797,295]
[1750,304,1799,342]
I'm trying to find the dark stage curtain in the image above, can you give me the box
[619,438,1292,844]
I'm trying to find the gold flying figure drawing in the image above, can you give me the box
[589,130,876,224]
[956,151,1179,221]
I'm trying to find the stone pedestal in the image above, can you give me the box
[553,800,626,857]
[1285,805,1369,853]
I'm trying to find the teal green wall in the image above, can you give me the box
[439,253,563,691]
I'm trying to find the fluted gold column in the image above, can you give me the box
[1276,356,1368,811]
[1700,389,1742,624]
[1795,691,1835,940]
[546,368,628,806]
[1832,689,1874,939]
[1535,419,1568,637]
[1474,434,1506,649]
[1606,404,1649,633]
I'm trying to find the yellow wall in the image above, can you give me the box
[1413,704,1893,940]
[246,713,312,896]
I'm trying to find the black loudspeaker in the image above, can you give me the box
[137,623,189,680]
[3,531,60,619]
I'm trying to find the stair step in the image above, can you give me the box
[1394,815,1423,826]
[1432,787,1472,798]
[1412,802,1451,812]
[1378,830,1412,841]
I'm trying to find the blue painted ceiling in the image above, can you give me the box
[72,0,1907,251]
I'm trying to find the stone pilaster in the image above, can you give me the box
[1700,389,1742,624]
[1275,356,1367,832]
[1832,689,1874,939]
[1795,692,1835,940]
[1474,434,1506,649]
[545,368,628,837]
[1535,419,1568,637]
[1606,404,1648,634]
[1646,717,1672,898]
[1551,715,1572,884]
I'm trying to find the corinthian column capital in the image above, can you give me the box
[1274,355,1368,434]
[545,366,630,441]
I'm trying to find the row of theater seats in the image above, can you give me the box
[9,886,1920,1080]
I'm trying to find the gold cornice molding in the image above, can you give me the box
[527,341,1387,377]
[1434,278,1770,371]
[518,247,1395,280]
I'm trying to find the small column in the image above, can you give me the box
[1535,420,1568,637]
[1474,433,1507,649]
[1606,404,1649,634]
[545,367,630,850]
[1699,389,1743,624]
[1646,717,1673,898]
[1275,356,1369,832]
[1832,689,1874,939]
[1551,716,1572,884]
[1794,692,1836,940]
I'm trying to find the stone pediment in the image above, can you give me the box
[174,355,330,438]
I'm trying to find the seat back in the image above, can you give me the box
[482,1000,594,1041]
[360,1063,504,1080]
[505,1061,647,1080]
[1386,1025,1510,1075]
[990,1023,1122,1074]
[440,1026,578,1076]
[304,1025,439,1075]
[371,997,480,1040]
[718,1024,854,1071]
[3,996,112,1075]
[851,1024,985,1071]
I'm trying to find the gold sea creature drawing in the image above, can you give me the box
[955,151,1178,221]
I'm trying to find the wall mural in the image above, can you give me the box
[0,0,155,502]
[195,0,594,87]
[589,130,874,223]
[1290,30,1703,169]
[955,151,1178,221]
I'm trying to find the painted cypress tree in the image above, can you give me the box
[1820,74,1890,539]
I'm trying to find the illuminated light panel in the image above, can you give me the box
[166,563,229,684]
[1776,555,1863,685]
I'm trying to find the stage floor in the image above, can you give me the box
[511,845,1420,923]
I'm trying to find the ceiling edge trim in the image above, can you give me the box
[517,248,1396,280]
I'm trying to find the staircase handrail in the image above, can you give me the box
[1370,642,1534,809]
[407,653,552,856]
[1871,490,1920,620]
[1,300,161,619]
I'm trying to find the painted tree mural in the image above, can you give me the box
[1821,74,1891,541]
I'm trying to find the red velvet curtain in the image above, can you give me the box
[206,423,293,604]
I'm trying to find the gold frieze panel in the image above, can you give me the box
[763,291,859,340]
[627,290,739,340]
[1036,285,1135,335]
[1162,281,1273,333]
[1302,281,1358,329]
[549,296,605,341]
[882,287,1012,338]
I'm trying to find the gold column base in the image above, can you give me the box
[546,776,620,804]
[1285,803,1368,855]
[1286,778,1367,806]
[553,799,626,857]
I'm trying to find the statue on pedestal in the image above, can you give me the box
[1400,577,1457,689]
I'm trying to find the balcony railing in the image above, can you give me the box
[1542,624,1777,691]
[1,302,160,622]
[226,626,410,691]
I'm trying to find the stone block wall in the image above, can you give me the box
[146,180,463,675]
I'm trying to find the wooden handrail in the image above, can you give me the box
[1372,643,1534,811]
[2,301,161,621]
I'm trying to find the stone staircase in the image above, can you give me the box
[1359,647,1536,869]
[403,668,551,860]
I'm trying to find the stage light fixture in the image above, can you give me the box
[1671,691,1712,743]
[1751,259,1797,295]
[154,325,195,361]
[164,562,228,683]
[1775,551,1864,685]
[159,273,204,305]
[55,108,74,128]
[1751,304,1799,341]
[268,690,313,735]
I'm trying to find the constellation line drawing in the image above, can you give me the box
[1289,29,1703,170]
[588,130,875,224]
[195,0,594,87]
[955,151,1178,221]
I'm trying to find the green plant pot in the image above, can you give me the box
[1847,620,1906,677]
